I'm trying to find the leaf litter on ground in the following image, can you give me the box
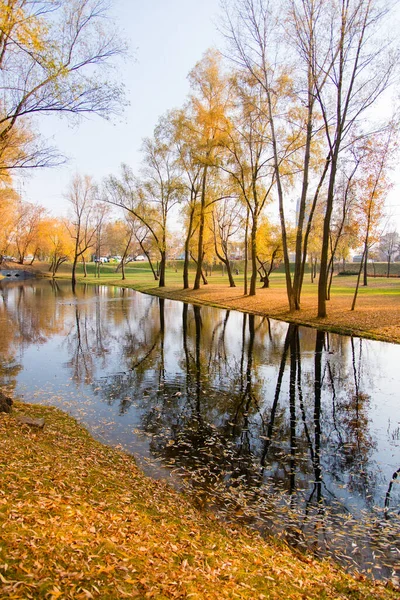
[1,402,400,599]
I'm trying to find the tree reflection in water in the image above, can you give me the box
[1,280,399,581]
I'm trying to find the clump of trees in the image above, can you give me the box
[1,0,399,322]
[0,0,125,266]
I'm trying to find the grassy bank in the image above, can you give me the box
[48,260,400,344]
[1,402,398,599]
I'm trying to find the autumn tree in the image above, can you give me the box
[45,218,74,276]
[65,174,99,289]
[351,131,395,309]
[105,117,184,287]
[12,199,46,264]
[186,49,233,290]
[223,0,397,316]
[255,220,283,288]
[379,230,400,277]
[0,0,125,174]
[218,70,276,296]
[104,218,138,280]
[0,185,19,262]
[308,0,398,317]
[326,155,361,298]
[222,0,328,307]
[168,107,204,289]
[211,197,244,287]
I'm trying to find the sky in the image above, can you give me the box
[17,0,400,231]
[19,0,223,217]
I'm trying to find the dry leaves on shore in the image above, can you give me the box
[1,403,399,599]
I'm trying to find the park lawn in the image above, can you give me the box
[1,402,399,600]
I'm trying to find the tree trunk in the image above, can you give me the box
[223,257,236,287]
[159,250,166,287]
[244,206,249,295]
[249,210,258,296]
[351,247,366,311]
[194,165,208,291]
[363,246,368,286]
[82,256,87,278]
[318,155,338,318]
[71,257,78,291]
[183,209,194,289]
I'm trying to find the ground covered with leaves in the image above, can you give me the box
[1,403,399,599]
[135,278,400,344]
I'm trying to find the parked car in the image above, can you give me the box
[94,256,109,263]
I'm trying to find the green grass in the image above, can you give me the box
[46,260,400,303]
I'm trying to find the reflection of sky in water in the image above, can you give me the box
[1,279,400,579]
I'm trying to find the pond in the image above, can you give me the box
[1,279,399,581]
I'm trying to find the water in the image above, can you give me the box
[1,279,399,580]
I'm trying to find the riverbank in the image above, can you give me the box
[1,402,398,599]
[2,261,400,343]
[67,266,400,344]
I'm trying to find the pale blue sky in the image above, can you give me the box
[19,0,223,216]
[17,0,400,230]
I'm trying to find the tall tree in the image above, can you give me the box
[222,0,328,308]
[312,0,398,317]
[219,70,276,296]
[13,199,46,264]
[186,49,233,290]
[211,197,244,287]
[105,117,184,287]
[169,107,204,289]
[379,230,400,278]
[65,174,98,289]
[351,130,395,309]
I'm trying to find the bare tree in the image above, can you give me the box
[0,0,125,173]
[379,230,400,277]
[312,0,398,317]
[105,117,184,287]
[65,174,99,289]
[221,0,330,308]
[13,200,46,264]
[211,197,244,287]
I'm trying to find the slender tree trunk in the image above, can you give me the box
[159,250,166,287]
[266,88,294,310]
[351,246,367,311]
[327,259,334,300]
[249,210,258,296]
[318,155,338,318]
[194,165,208,290]
[224,258,236,287]
[293,80,314,310]
[363,246,368,286]
[82,256,87,278]
[183,209,194,289]
[71,257,78,289]
[214,242,236,288]
[244,206,249,295]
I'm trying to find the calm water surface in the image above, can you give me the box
[1,279,399,580]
